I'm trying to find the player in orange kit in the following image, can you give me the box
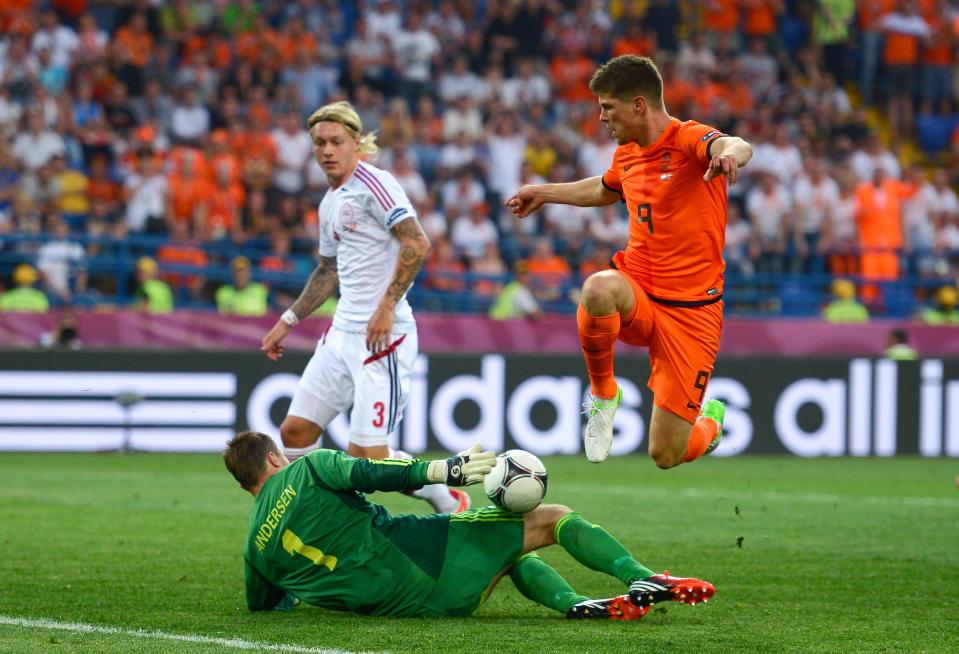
[506,55,752,468]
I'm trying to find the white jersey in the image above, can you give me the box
[318,160,418,334]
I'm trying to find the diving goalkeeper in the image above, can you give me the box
[223,431,715,620]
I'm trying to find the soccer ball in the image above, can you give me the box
[483,449,548,513]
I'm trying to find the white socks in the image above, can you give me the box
[284,442,320,462]
[388,448,413,460]
[411,483,462,513]
[389,448,462,513]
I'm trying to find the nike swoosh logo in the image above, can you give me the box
[686,402,700,410]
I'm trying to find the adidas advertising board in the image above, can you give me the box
[0,351,956,456]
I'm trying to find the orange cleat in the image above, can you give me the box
[628,571,715,607]
[566,595,651,620]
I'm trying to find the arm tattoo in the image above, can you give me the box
[383,217,431,306]
[290,256,338,318]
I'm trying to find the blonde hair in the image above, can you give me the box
[307,101,380,156]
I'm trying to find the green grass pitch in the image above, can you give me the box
[1,452,957,654]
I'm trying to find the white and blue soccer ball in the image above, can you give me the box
[483,449,548,513]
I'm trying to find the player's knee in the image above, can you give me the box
[524,504,572,547]
[648,442,682,469]
[539,503,572,518]
[526,503,571,528]
[580,273,620,314]
[280,419,320,449]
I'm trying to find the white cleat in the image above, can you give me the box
[582,386,622,463]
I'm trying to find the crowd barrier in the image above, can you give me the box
[2,310,959,356]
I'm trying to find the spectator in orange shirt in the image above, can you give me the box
[204,164,246,241]
[854,166,916,294]
[1,0,34,36]
[550,48,597,106]
[239,115,276,192]
[113,11,154,70]
[207,129,241,186]
[167,145,209,181]
[578,244,615,283]
[86,155,121,216]
[703,0,741,46]
[277,16,318,67]
[523,236,572,302]
[741,0,784,50]
[660,60,696,118]
[688,69,725,119]
[246,85,273,129]
[859,0,898,104]
[719,64,756,119]
[612,21,656,59]
[166,154,210,234]
[879,0,930,143]
[156,218,209,303]
[235,13,281,68]
[919,0,954,115]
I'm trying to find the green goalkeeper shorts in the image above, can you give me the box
[419,506,525,617]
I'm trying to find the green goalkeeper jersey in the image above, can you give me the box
[243,449,448,616]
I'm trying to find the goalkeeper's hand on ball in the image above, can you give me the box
[427,444,496,486]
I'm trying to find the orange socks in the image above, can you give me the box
[683,417,719,463]
[577,303,620,398]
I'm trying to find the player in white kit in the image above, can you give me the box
[260,101,468,513]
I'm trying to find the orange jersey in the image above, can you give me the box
[168,176,212,222]
[602,118,728,303]
[206,183,246,235]
[612,35,656,58]
[524,254,572,288]
[922,15,953,65]
[704,0,740,32]
[156,242,209,287]
[550,54,597,103]
[209,153,241,185]
[883,30,921,65]
[114,26,154,68]
[742,0,778,37]
[168,146,209,179]
[854,179,914,248]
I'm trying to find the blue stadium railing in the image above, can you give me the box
[0,231,953,317]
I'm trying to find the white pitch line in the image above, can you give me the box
[0,615,387,654]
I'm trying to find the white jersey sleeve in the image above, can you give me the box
[355,161,417,232]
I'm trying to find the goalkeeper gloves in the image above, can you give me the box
[427,443,496,486]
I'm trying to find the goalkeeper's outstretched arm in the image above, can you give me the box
[304,446,496,494]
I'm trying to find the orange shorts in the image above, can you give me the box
[616,272,724,423]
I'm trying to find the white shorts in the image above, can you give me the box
[288,325,418,447]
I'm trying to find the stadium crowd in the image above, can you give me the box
[1,0,959,322]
